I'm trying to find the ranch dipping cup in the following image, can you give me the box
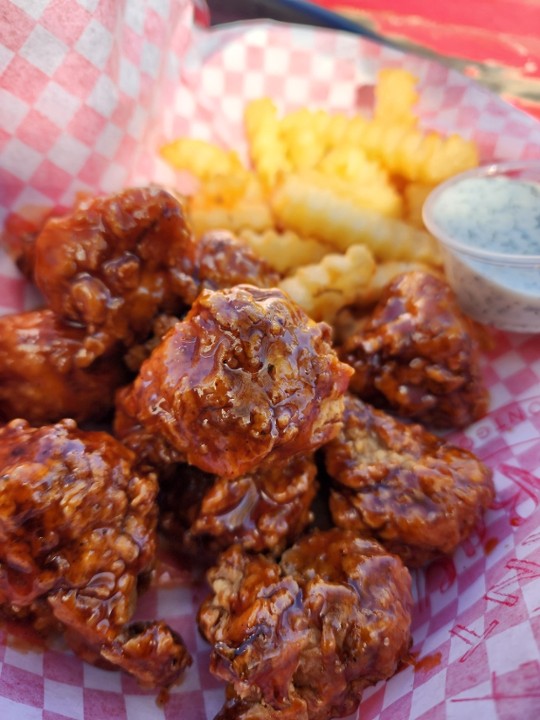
[423,160,540,334]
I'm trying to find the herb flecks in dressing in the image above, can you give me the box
[428,175,540,333]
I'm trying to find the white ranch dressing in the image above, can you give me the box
[424,174,540,333]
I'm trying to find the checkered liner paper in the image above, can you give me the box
[1,1,540,718]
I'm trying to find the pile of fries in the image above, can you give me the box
[160,69,478,322]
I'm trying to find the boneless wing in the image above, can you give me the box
[191,229,281,293]
[115,284,353,478]
[123,230,280,373]
[339,270,489,428]
[0,419,190,689]
[159,454,318,557]
[0,308,129,424]
[324,394,495,567]
[198,528,412,720]
[1,204,62,279]
[33,186,197,366]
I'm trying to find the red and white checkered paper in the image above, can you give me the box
[1,1,540,718]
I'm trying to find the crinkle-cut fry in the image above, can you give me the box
[279,108,328,171]
[188,204,274,238]
[318,146,388,186]
[187,172,274,237]
[374,68,419,127]
[271,174,442,266]
[403,181,436,228]
[380,125,478,184]
[279,245,376,323]
[314,151,403,218]
[238,228,330,274]
[159,137,245,181]
[324,112,353,148]
[195,171,252,207]
[279,107,352,171]
[279,114,403,216]
[339,116,478,184]
[321,172,403,219]
[422,132,480,183]
[245,98,291,189]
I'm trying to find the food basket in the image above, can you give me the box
[0,1,540,718]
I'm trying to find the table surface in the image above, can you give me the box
[206,0,540,121]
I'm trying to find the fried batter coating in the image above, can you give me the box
[215,696,307,719]
[115,284,352,479]
[33,186,197,366]
[123,313,180,373]
[324,395,494,567]
[192,229,281,292]
[123,231,279,374]
[198,528,412,720]
[339,270,489,428]
[159,454,318,556]
[0,419,191,688]
[0,309,130,425]
[1,205,61,279]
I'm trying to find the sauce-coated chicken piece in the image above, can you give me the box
[339,270,489,428]
[214,696,307,720]
[159,454,318,557]
[33,186,197,366]
[0,308,130,424]
[192,229,281,293]
[324,395,494,567]
[123,313,180,373]
[115,284,352,479]
[123,231,279,373]
[0,419,191,688]
[1,205,61,279]
[198,528,412,720]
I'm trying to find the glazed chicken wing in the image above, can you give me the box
[192,229,281,293]
[1,205,61,279]
[339,270,489,428]
[198,528,412,720]
[0,419,191,689]
[115,284,352,478]
[324,394,495,567]
[0,308,129,424]
[33,186,197,366]
[159,454,318,557]
[123,231,279,373]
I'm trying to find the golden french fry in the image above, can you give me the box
[374,68,419,127]
[188,204,274,238]
[159,137,244,181]
[187,171,274,237]
[318,145,387,185]
[271,174,441,265]
[245,98,291,189]
[280,108,328,171]
[380,124,478,183]
[238,228,330,274]
[313,149,403,218]
[323,112,353,149]
[338,114,478,183]
[196,172,251,206]
[279,244,376,323]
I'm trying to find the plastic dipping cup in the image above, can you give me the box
[422,160,540,334]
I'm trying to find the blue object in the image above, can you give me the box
[261,0,386,40]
